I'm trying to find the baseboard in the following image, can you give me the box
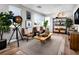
[0,46,10,54]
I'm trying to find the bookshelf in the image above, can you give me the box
[53,17,67,34]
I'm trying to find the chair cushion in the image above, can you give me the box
[24,29,30,35]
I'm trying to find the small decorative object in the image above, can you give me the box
[57,11,64,17]
[74,26,78,31]
[34,22,37,25]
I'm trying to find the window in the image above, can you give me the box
[34,13,44,26]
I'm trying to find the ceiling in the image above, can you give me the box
[22,4,77,16]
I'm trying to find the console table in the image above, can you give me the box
[70,32,79,51]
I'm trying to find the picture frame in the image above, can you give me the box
[26,11,31,20]
[26,21,32,28]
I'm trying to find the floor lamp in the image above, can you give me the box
[8,16,23,47]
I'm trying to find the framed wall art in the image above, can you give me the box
[26,21,32,28]
[26,11,31,20]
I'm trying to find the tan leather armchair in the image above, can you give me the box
[21,28,33,41]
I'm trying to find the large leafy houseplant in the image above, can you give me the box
[65,18,73,34]
[65,18,73,28]
[0,11,14,40]
[43,20,48,29]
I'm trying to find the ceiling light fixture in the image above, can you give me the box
[37,6,42,8]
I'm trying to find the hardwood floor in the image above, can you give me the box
[0,33,77,55]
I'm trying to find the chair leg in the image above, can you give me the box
[26,37,29,42]
[24,37,29,42]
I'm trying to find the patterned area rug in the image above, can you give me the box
[18,34,69,55]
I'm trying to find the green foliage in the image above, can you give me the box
[43,20,48,28]
[0,11,14,40]
[65,18,73,28]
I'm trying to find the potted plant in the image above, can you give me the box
[0,11,14,50]
[43,20,50,34]
[65,18,73,34]
[43,20,48,29]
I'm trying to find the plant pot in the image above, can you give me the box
[0,39,7,50]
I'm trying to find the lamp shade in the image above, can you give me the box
[13,16,22,24]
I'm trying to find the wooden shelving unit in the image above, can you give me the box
[53,17,67,34]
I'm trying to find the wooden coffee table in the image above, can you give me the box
[34,33,53,43]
